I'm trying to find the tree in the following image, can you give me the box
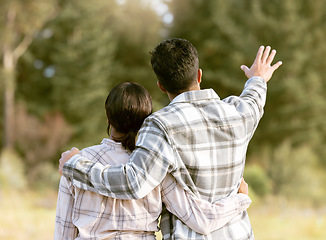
[16,0,164,149]
[109,0,166,107]
[0,0,63,150]
[17,0,118,148]
[1,0,166,188]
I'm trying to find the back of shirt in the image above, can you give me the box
[138,77,266,239]
[70,139,161,239]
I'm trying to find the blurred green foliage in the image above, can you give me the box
[0,0,325,204]
[244,164,271,197]
[0,149,26,190]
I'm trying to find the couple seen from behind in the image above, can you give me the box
[56,38,282,239]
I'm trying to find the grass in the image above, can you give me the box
[0,190,57,240]
[0,190,325,240]
[248,203,326,240]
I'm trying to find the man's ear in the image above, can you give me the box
[197,69,202,84]
[157,81,167,93]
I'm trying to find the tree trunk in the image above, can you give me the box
[2,7,16,150]
[1,3,61,150]
[3,51,16,150]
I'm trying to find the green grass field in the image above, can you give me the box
[1,191,325,240]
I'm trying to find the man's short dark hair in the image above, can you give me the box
[150,38,199,95]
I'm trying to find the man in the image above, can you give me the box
[59,39,282,239]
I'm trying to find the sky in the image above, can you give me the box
[116,0,174,24]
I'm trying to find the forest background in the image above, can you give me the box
[0,0,326,239]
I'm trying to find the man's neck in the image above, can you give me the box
[167,85,201,101]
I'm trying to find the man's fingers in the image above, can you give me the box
[271,61,283,71]
[261,46,271,63]
[58,159,63,175]
[58,147,80,174]
[254,46,265,64]
[240,65,249,73]
[61,147,79,160]
[242,45,281,82]
[266,49,277,65]
[59,157,65,167]
[240,65,250,78]
[61,150,70,158]
[71,147,80,155]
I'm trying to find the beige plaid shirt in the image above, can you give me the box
[56,139,251,239]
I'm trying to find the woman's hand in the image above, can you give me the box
[238,177,249,195]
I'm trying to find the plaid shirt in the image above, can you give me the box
[56,139,252,239]
[63,76,266,239]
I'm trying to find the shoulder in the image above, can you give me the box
[80,144,103,158]
[79,139,130,165]
[140,106,178,136]
[149,105,175,119]
[59,175,74,194]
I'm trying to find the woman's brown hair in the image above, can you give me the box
[105,82,152,152]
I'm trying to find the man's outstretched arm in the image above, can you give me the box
[59,119,176,200]
[224,46,282,132]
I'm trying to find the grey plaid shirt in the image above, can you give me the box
[63,76,266,239]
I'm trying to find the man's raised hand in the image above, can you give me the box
[241,46,282,82]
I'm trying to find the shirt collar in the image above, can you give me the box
[101,138,131,154]
[101,138,122,147]
[169,89,220,105]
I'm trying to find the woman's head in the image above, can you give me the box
[105,82,152,152]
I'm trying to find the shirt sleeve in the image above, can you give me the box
[161,174,252,235]
[63,119,175,200]
[54,177,78,240]
[223,76,267,133]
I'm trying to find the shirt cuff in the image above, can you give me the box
[247,76,267,86]
[62,154,81,180]
[236,193,252,210]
